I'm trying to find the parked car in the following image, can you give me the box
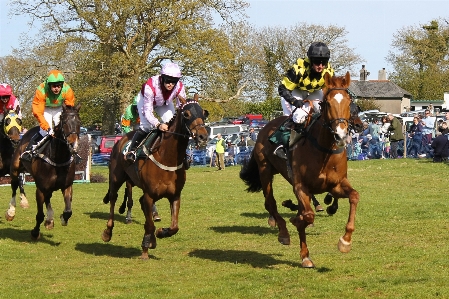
[98,135,123,154]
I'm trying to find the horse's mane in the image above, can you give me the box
[166,99,197,127]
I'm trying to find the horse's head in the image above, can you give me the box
[3,107,22,147]
[322,72,352,147]
[178,94,209,147]
[349,102,363,133]
[57,103,82,153]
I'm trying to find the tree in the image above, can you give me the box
[387,19,449,101]
[10,0,248,133]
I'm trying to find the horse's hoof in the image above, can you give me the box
[20,200,29,209]
[326,206,337,216]
[315,205,324,212]
[278,236,290,245]
[102,230,112,242]
[267,216,276,228]
[5,211,15,221]
[307,223,315,228]
[323,194,333,205]
[31,230,40,240]
[45,219,55,230]
[140,252,149,260]
[60,215,68,226]
[301,257,315,268]
[338,236,352,253]
[125,219,132,224]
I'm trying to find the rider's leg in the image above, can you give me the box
[125,128,147,163]
[21,128,50,161]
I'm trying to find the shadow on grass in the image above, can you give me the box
[75,242,153,259]
[188,249,308,269]
[0,227,62,246]
[209,225,321,236]
[240,212,329,220]
[85,211,142,225]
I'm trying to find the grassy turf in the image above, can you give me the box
[0,159,448,298]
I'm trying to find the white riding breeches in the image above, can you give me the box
[281,89,323,124]
[39,107,62,136]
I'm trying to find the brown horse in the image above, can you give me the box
[102,94,208,259]
[6,103,81,240]
[1,109,29,212]
[240,72,359,268]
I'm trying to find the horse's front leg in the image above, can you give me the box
[290,186,315,268]
[60,185,73,226]
[156,196,180,239]
[31,188,47,240]
[44,202,55,229]
[140,193,157,260]
[5,177,20,221]
[333,179,360,253]
[19,173,29,208]
[125,184,133,224]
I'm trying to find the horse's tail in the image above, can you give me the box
[102,189,110,204]
[239,151,262,192]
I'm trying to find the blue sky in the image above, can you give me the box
[1,0,448,80]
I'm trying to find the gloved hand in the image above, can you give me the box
[292,99,304,108]
[47,128,54,136]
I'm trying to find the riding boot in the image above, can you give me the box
[125,129,147,163]
[21,133,47,162]
[269,120,291,160]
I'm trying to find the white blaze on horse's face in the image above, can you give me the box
[334,93,344,104]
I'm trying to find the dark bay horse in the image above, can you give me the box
[240,72,359,268]
[1,109,29,213]
[6,103,81,240]
[102,94,208,259]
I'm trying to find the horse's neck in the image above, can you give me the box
[309,118,336,149]
[158,116,188,160]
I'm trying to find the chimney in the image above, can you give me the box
[378,68,387,80]
[359,65,370,81]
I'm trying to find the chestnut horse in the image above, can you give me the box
[6,104,81,240]
[240,72,359,268]
[102,95,208,259]
[1,109,29,211]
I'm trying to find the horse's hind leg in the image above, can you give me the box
[102,179,123,242]
[122,182,133,224]
[260,167,290,245]
[60,186,73,226]
[31,188,46,240]
[140,193,157,260]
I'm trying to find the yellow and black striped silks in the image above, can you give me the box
[281,57,334,92]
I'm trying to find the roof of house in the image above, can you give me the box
[348,80,412,99]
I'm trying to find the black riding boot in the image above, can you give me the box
[125,129,147,163]
[21,133,47,162]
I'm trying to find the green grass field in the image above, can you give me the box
[0,159,449,298]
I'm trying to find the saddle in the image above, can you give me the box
[123,129,160,160]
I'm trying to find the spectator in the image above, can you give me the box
[387,113,403,159]
[431,127,449,162]
[225,140,236,166]
[249,127,257,142]
[215,133,226,170]
[421,109,435,145]
[237,135,255,147]
[408,117,423,158]
[379,115,391,158]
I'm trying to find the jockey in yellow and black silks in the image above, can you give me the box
[272,42,335,160]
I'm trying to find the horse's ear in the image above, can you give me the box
[343,71,351,88]
[178,95,187,105]
[62,102,67,111]
[194,93,199,102]
[203,109,209,119]
[75,102,82,112]
[324,72,334,89]
[15,105,20,116]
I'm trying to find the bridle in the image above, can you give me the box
[321,87,351,135]
[57,111,81,143]
[164,101,206,140]
[2,112,22,148]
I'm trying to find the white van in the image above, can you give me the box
[206,124,248,140]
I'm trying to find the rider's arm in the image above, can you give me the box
[62,84,76,106]
[32,85,51,131]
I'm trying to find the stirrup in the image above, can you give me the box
[273,145,287,160]
[125,151,136,163]
[20,151,34,162]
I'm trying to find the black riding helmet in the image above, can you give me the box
[307,42,330,59]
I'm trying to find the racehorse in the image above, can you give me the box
[102,94,208,259]
[1,108,29,212]
[266,99,363,226]
[6,103,81,240]
[240,72,360,268]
